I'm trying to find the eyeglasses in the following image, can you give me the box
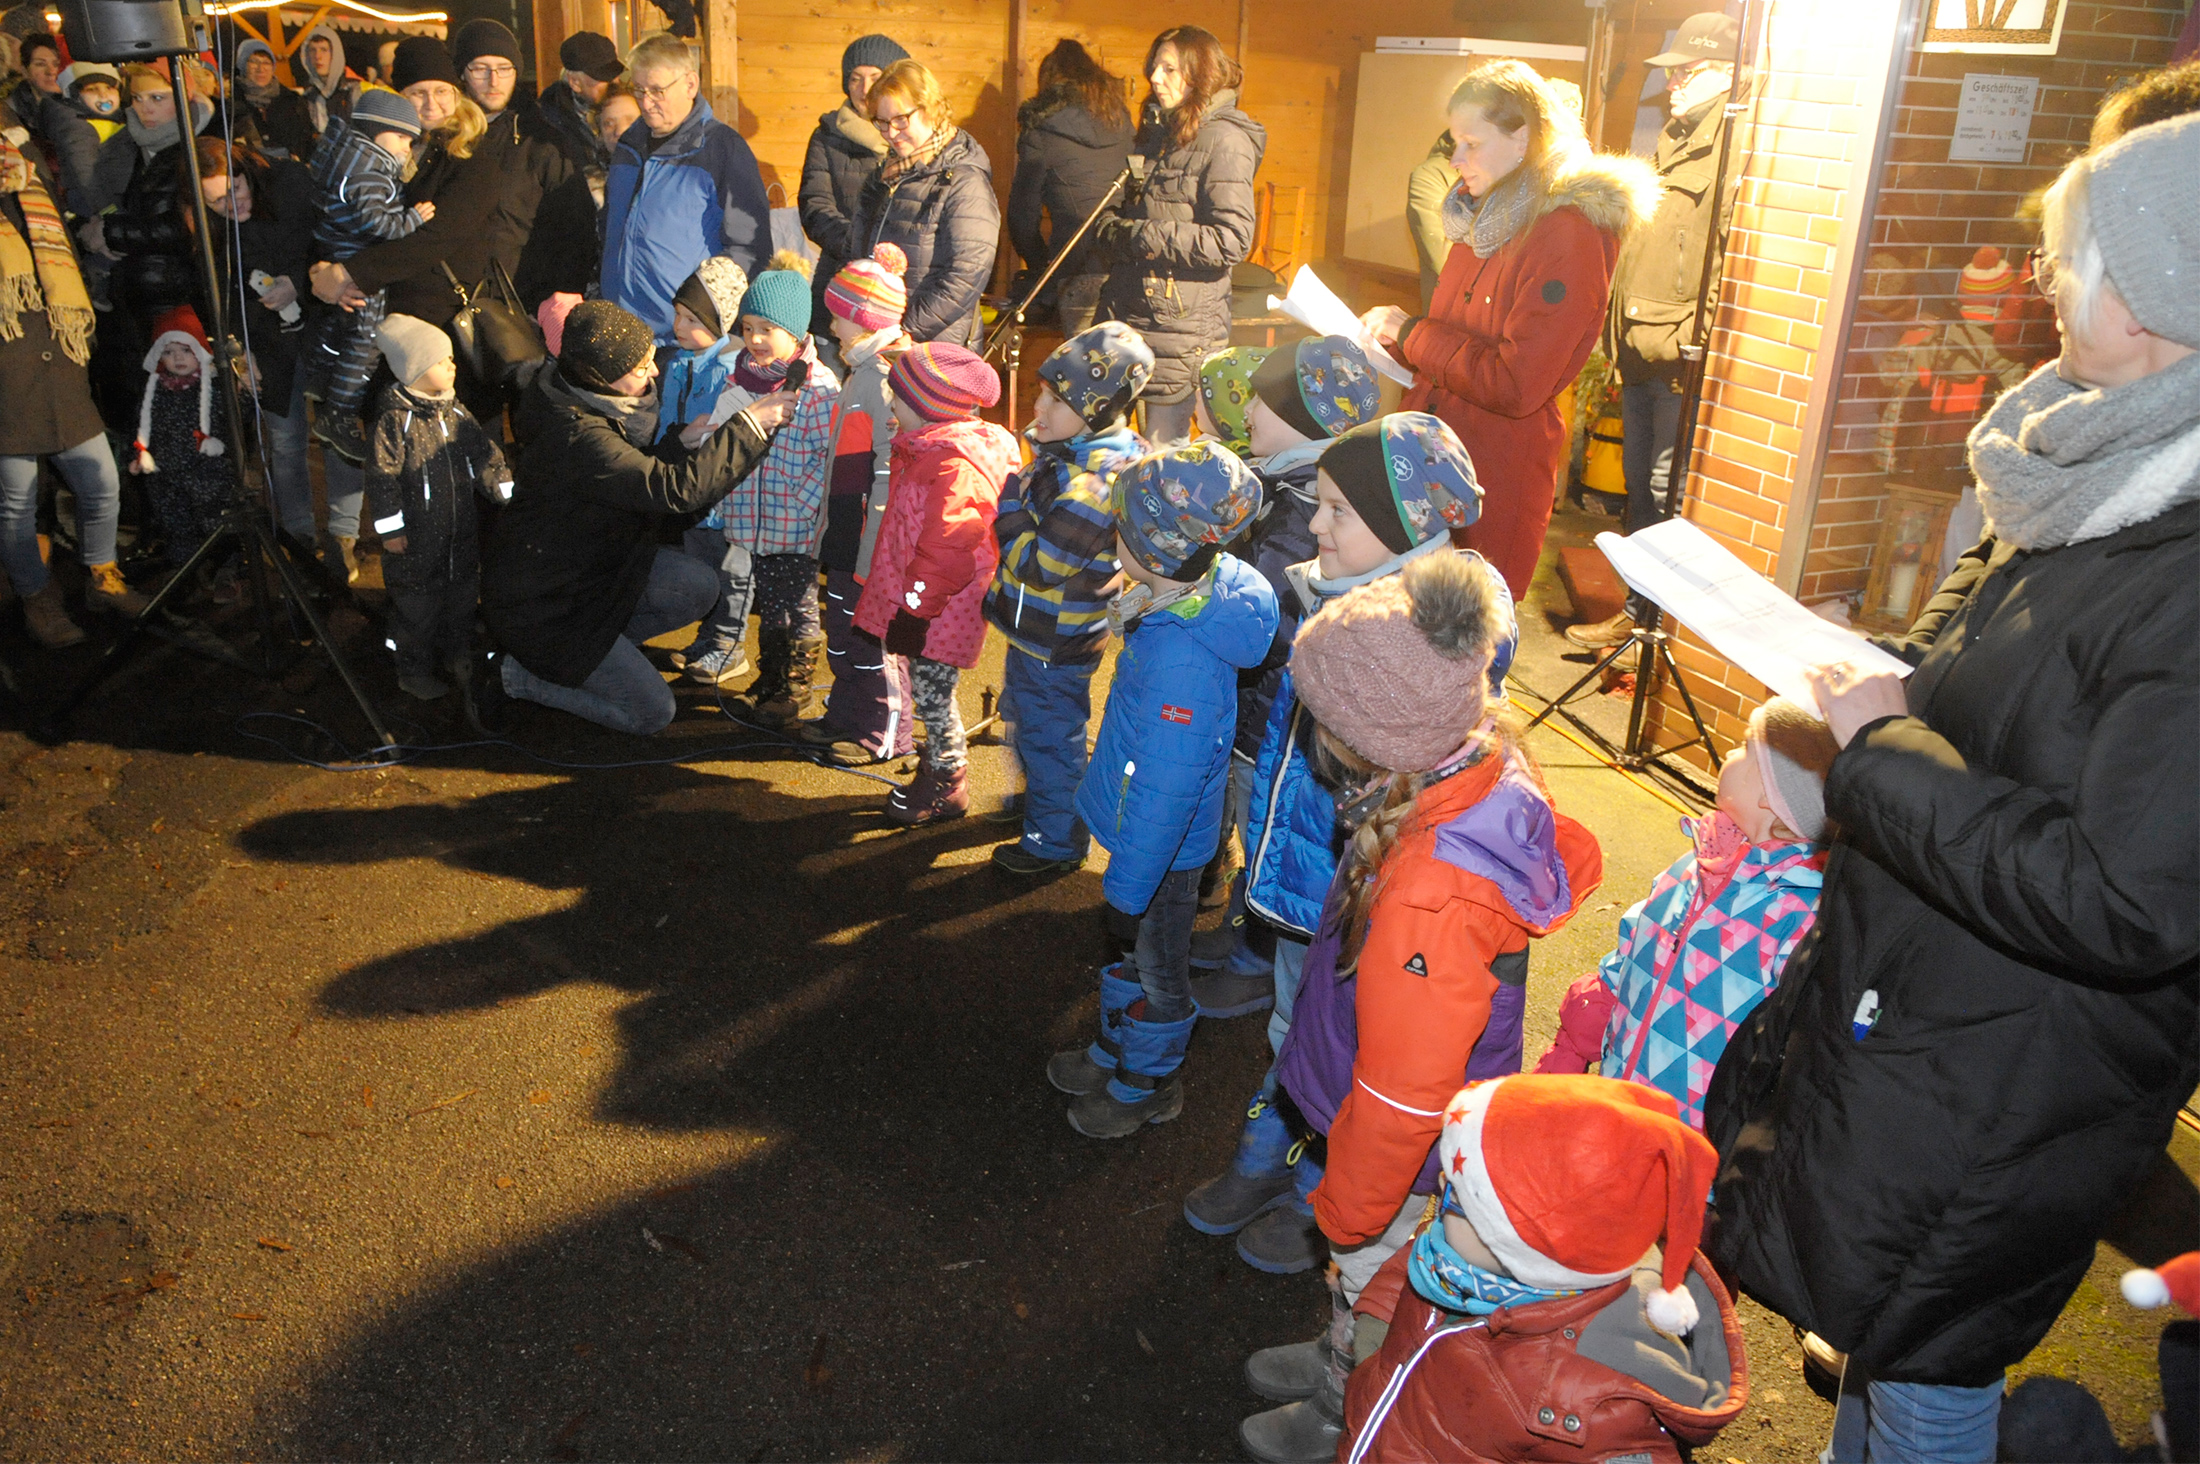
[2029,246,2060,297]
[634,78,690,103]
[465,60,516,79]
[875,109,921,135]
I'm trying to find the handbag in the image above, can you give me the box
[442,258,545,386]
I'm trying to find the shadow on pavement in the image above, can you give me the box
[235,765,1320,1460]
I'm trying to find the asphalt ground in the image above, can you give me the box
[0,510,2190,1461]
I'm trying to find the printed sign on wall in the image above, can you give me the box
[1922,0,2070,54]
[1949,73,2040,163]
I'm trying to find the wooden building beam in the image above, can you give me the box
[703,0,737,125]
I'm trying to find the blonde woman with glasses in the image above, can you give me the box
[847,58,998,347]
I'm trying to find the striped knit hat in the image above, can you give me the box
[889,342,999,422]
[825,243,909,332]
[1956,246,2016,322]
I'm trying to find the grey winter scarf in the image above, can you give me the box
[239,77,282,109]
[547,367,661,446]
[125,98,212,155]
[1440,170,1535,259]
[1969,352,2200,551]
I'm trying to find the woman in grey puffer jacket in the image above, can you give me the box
[1094,26,1264,442]
[847,59,997,348]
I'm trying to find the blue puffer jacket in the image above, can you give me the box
[1076,554,1279,916]
[1245,546,1522,939]
[600,99,770,344]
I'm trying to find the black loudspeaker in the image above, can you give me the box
[52,0,199,63]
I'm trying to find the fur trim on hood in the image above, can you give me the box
[1536,146,1662,239]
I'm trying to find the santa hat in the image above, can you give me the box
[1437,1074,1720,1335]
[2121,1252,2200,1315]
[134,306,223,474]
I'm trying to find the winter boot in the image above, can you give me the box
[1244,1337,1331,1402]
[84,562,151,615]
[1047,963,1141,1095]
[1188,959,1274,1018]
[1239,1274,1352,1462]
[1183,1090,1296,1235]
[1067,1003,1195,1139]
[1236,1143,1324,1274]
[729,626,791,725]
[883,759,968,827]
[322,534,359,586]
[22,578,87,648]
[757,632,824,726]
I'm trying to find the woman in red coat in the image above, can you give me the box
[1364,61,1657,600]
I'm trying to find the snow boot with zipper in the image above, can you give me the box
[1068,1003,1195,1138]
[1183,1090,1296,1235]
[1047,964,1142,1095]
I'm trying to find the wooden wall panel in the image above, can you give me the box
[720,0,1588,275]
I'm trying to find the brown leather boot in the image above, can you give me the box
[23,577,88,648]
[884,760,968,826]
[1565,610,1636,650]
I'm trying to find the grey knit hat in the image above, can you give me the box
[2085,111,2200,351]
[376,313,452,387]
[352,87,423,140]
[1744,697,1840,843]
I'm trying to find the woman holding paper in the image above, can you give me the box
[1705,115,2199,1464]
[1092,26,1264,443]
[1361,61,1655,600]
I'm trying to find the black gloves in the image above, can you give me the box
[1093,215,1141,259]
[884,609,930,657]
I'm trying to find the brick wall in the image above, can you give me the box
[1646,0,2186,772]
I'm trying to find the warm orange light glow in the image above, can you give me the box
[204,0,448,23]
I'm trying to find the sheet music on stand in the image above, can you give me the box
[1267,266,1415,387]
[1596,519,1912,709]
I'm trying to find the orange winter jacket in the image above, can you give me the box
[1311,755,1602,1245]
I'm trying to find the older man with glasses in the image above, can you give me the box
[598,33,770,345]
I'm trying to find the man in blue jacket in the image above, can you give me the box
[600,34,769,345]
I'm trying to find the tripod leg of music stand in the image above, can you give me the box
[38,517,250,736]
[248,513,398,748]
[1657,638,1720,760]
[1519,636,1639,733]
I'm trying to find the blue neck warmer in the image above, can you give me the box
[1408,1202,1583,1316]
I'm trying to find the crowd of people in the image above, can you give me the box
[2,11,2196,1461]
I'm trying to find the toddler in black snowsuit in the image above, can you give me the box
[366,314,511,700]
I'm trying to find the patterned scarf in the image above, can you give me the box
[1408,1199,1583,1315]
[1440,169,1537,259]
[877,125,955,188]
[0,137,93,366]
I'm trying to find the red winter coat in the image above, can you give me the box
[1399,154,1656,599]
[1343,1243,1748,1463]
[853,416,1021,668]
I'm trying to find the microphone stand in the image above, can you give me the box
[39,30,395,749]
[982,162,1134,424]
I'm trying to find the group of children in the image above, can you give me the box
[224,206,1841,1459]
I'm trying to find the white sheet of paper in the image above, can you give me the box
[1266,265,1415,387]
[1596,518,1913,708]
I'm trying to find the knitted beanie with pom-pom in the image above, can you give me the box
[826,242,909,332]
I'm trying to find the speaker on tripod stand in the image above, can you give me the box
[38,0,398,749]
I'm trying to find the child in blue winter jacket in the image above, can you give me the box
[306,88,432,462]
[1191,336,1381,1016]
[1183,413,1518,1280]
[1047,442,1277,1140]
[983,321,1154,877]
[1534,696,1838,1130]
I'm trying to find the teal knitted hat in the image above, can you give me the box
[738,270,813,340]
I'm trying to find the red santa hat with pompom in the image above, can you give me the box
[1437,1073,1721,1335]
[134,305,224,474]
[2121,1252,2200,1315]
